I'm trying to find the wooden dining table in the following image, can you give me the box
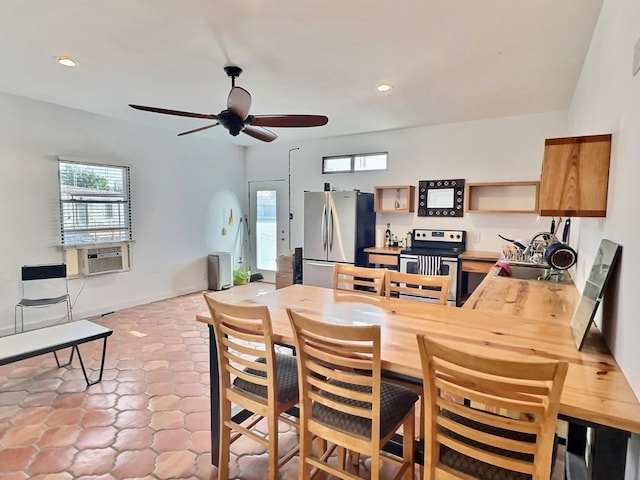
[197,283,640,480]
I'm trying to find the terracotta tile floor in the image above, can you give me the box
[0,282,566,479]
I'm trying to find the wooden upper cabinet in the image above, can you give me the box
[539,134,612,217]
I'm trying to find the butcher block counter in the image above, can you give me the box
[464,265,639,480]
[463,265,580,322]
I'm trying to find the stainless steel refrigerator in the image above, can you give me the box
[302,190,376,288]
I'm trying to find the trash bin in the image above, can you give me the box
[208,252,232,291]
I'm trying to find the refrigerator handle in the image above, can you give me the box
[329,205,334,251]
[321,203,327,252]
[304,261,335,268]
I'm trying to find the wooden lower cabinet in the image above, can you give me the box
[364,247,401,270]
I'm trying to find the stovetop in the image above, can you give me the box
[402,229,466,257]
[402,247,465,257]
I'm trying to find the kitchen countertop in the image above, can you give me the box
[363,246,403,254]
[460,266,640,435]
[463,265,579,322]
[458,250,500,262]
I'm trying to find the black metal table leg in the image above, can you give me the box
[565,419,629,480]
[74,336,109,387]
[54,337,110,388]
[53,346,75,367]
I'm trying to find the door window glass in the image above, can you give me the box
[256,190,277,271]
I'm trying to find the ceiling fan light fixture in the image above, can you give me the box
[376,82,394,93]
[57,56,77,67]
[129,65,328,143]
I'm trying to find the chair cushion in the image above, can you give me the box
[18,295,70,307]
[312,380,418,439]
[438,409,539,480]
[233,353,299,403]
[440,447,532,480]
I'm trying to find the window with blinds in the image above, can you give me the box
[58,158,132,246]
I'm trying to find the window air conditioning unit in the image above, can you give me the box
[81,245,127,275]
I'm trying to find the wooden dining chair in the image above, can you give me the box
[385,270,450,305]
[416,334,568,480]
[203,293,299,480]
[287,307,418,480]
[333,264,387,296]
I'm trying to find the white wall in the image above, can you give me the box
[246,111,568,254]
[0,92,246,334]
[567,0,640,477]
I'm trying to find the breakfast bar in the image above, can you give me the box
[465,265,638,479]
[198,280,640,479]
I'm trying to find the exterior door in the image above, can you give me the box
[248,180,289,283]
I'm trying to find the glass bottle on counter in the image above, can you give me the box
[385,223,392,247]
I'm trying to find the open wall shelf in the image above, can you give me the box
[374,185,415,213]
[465,181,539,214]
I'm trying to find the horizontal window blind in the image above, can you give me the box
[58,158,132,246]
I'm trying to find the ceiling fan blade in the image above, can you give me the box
[227,87,251,120]
[177,123,220,136]
[242,126,277,143]
[129,104,218,120]
[250,114,328,128]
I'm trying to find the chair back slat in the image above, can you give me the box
[435,361,553,396]
[438,433,538,475]
[433,376,547,417]
[435,397,542,435]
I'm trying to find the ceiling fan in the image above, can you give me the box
[129,66,328,143]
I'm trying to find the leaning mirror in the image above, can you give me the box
[570,239,621,350]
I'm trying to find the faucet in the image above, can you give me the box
[540,268,564,282]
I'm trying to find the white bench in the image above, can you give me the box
[0,320,112,387]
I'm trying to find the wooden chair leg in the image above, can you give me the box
[370,449,380,480]
[218,400,232,480]
[267,413,279,480]
[300,429,314,480]
[338,446,347,470]
[403,405,416,480]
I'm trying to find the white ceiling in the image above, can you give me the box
[1,0,603,146]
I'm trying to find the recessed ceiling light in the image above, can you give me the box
[57,56,77,67]
[377,83,394,93]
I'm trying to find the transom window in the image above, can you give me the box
[322,152,388,174]
[58,157,132,246]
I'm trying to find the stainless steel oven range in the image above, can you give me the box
[399,229,466,306]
